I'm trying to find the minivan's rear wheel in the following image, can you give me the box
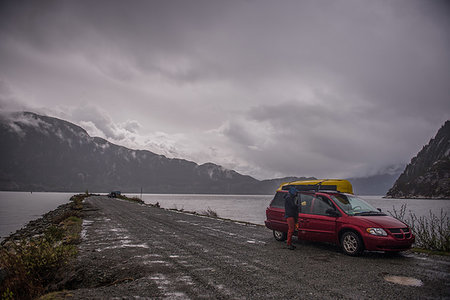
[273,230,287,241]
[341,231,363,256]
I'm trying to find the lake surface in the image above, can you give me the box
[1,191,449,241]
[0,191,74,241]
[132,194,449,225]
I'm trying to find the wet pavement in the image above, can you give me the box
[67,196,450,299]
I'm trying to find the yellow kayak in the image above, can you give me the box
[277,179,353,194]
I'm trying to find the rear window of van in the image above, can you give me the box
[270,191,286,208]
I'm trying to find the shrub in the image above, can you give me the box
[201,207,219,218]
[0,208,82,299]
[389,204,450,252]
[0,237,76,299]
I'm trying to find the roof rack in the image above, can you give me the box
[281,183,340,193]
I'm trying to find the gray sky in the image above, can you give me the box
[0,0,449,180]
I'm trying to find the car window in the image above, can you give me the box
[270,191,286,208]
[299,193,313,213]
[311,196,334,216]
[331,194,384,216]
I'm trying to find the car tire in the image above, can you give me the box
[273,230,287,241]
[340,231,363,256]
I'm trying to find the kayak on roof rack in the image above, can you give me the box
[277,179,353,194]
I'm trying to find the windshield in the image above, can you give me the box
[331,194,385,216]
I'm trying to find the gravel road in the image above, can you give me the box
[66,196,449,299]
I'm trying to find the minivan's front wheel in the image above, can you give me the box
[341,231,363,256]
[273,230,287,241]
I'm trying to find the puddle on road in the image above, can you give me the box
[384,275,423,287]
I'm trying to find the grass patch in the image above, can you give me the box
[69,194,88,211]
[61,216,82,245]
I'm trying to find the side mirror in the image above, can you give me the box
[377,208,382,212]
[326,208,340,217]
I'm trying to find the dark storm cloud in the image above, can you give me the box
[0,0,231,82]
[241,101,414,177]
[0,0,449,179]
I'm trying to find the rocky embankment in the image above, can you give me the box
[387,120,450,199]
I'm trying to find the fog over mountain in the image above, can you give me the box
[0,112,398,194]
[0,0,449,180]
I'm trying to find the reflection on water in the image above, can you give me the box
[1,191,449,242]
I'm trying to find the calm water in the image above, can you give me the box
[0,192,74,241]
[1,192,449,241]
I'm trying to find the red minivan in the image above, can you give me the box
[265,190,415,256]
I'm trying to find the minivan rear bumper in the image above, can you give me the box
[265,220,288,233]
[363,233,415,252]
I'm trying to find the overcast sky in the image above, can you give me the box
[0,0,449,180]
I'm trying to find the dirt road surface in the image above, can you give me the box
[66,196,449,299]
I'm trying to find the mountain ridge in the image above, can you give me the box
[0,112,313,194]
[0,111,401,195]
[386,120,450,199]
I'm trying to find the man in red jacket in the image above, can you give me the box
[284,187,299,250]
